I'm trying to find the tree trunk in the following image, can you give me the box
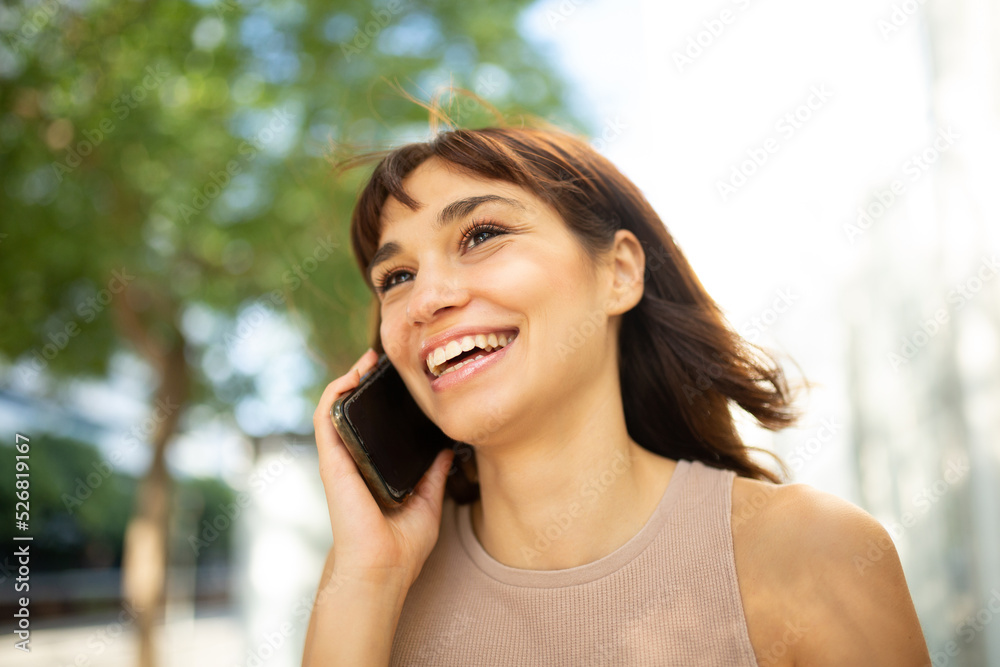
[114,288,189,667]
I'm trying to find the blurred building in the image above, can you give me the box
[233,433,330,667]
[840,1,1000,663]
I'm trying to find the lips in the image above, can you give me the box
[420,327,519,373]
[427,331,517,391]
[426,331,518,377]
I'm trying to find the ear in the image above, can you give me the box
[604,229,645,316]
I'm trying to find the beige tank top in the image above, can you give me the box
[389,458,759,666]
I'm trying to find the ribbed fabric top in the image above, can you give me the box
[389,458,759,666]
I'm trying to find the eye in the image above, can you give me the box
[373,219,511,295]
[459,219,509,251]
[373,266,412,294]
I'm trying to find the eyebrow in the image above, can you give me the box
[368,194,524,280]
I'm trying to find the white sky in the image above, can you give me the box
[519,0,940,499]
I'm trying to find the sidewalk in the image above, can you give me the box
[5,603,243,667]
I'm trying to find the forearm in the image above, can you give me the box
[302,548,410,667]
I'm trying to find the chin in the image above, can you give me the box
[433,397,511,447]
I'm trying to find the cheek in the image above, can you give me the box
[379,316,406,360]
[497,253,596,342]
[509,250,592,302]
[490,250,577,298]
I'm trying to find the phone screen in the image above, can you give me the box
[337,355,455,502]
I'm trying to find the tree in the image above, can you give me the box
[0,1,578,664]
[0,433,137,574]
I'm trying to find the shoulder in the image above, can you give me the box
[730,477,930,666]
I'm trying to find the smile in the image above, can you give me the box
[426,332,518,391]
[425,331,518,377]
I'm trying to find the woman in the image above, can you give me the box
[303,123,931,665]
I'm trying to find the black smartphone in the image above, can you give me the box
[330,353,456,509]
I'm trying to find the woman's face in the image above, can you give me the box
[371,157,619,446]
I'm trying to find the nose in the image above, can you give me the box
[405,264,469,325]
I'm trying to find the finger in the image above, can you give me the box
[411,448,455,512]
[313,377,360,482]
[348,348,379,379]
[312,376,382,538]
[311,350,384,521]
[312,349,378,430]
[313,364,368,474]
[313,373,357,436]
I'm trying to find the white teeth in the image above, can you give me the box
[425,331,518,377]
[439,354,486,376]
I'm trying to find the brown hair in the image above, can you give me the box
[344,122,801,502]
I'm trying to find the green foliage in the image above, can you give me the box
[0,0,578,409]
[0,433,134,570]
[0,432,238,571]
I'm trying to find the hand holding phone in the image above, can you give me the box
[313,349,455,585]
[331,353,457,509]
